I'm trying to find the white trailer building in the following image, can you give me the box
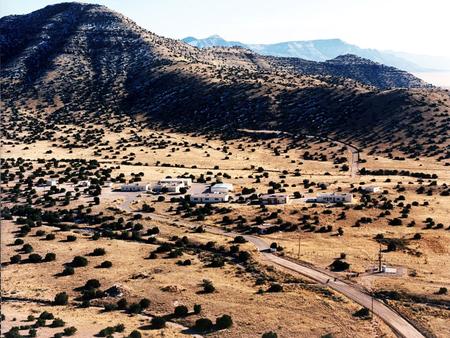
[316,193,353,204]
[260,193,290,205]
[190,193,230,204]
[77,180,91,187]
[152,182,184,193]
[362,186,381,193]
[158,178,192,188]
[210,182,234,193]
[46,179,58,187]
[120,183,150,192]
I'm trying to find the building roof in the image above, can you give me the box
[260,193,288,198]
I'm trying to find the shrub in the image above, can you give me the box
[100,260,112,268]
[194,318,213,332]
[66,235,77,242]
[174,305,189,317]
[71,256,88,267]
[46,233,56,240]
[14,238,24,245]
[413,233,422,240]
[139,298,150,309]
[389,218,402,226]
[91,248,106,256]
[262,332,278,338]
[353,307,370,318]
[215,314,233,329]
[115,323,125,332]
[151,316,166,329]
[84,279,101,289]
[28,253,42,263]
[44,252,56,261]
[437,287,448,295]
[63,326,77,336]
[54,292,69,305]
[50,318,65,327]
[127,303,142,314]
[62,266,74,275]
[22,244,33,253]
[10,254,21,264]
[39,311,54,320]
[193,304,202,314]
[267,283,283,293]
[330,259,350,271]
[117,298,128,309]
[201,279,215,293]
[128,331,142,338]
[233,236,247,243]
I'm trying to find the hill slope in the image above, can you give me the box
[1,2,449,160]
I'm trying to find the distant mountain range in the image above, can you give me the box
[182,35,450,72]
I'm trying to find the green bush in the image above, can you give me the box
[174,305,189,317]
[51,318,65,327]
[193,304,202,314]
[267,283,283,292]
[262,331,278,338]
[151,316,166,329]
[63,326,77,336]
[215,314,233,329]
[54,292,69,305]
[128,330,142,338]
[194,318,213,332]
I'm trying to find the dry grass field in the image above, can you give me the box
[1,123,449,338]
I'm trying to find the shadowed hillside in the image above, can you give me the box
[1,2,449,160]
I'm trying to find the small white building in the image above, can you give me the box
[77,180,91,187]
[211,182,234,193]
[260,193,290,205]
[46,179,58,187]
[362,186,381,193]
[316,193,353,204]
[190,193,230,204]
[120,183,150,192]
[152,182,184,193]
[158,178,192,188]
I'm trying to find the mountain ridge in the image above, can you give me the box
[183,35,450,72]
[1,2,449,160]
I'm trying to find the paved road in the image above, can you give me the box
[146,213,424,338]
[243,236,424,338]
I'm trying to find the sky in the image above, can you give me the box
[1,0,450,57]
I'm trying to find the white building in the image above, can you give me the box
[158,178,192,188]
[152,182,184,193]
[77,180,91,187]
[260,193,290,205]
[316,193,353,204]
[362,186,381,193]
[120,183,150,192]
[46,179,58,187]
[211,182,234,193]
[190,193,230,204]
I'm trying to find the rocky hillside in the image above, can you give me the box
[1,3,449,160]
[266,54,429,89]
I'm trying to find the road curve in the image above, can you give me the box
[147,213,424,338]
[243,235,424,338]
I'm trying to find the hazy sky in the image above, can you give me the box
[1,0,449,57]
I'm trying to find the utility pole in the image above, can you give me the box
[371,292,374,321]
[378,243,382,273]
[297,234,301,260]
